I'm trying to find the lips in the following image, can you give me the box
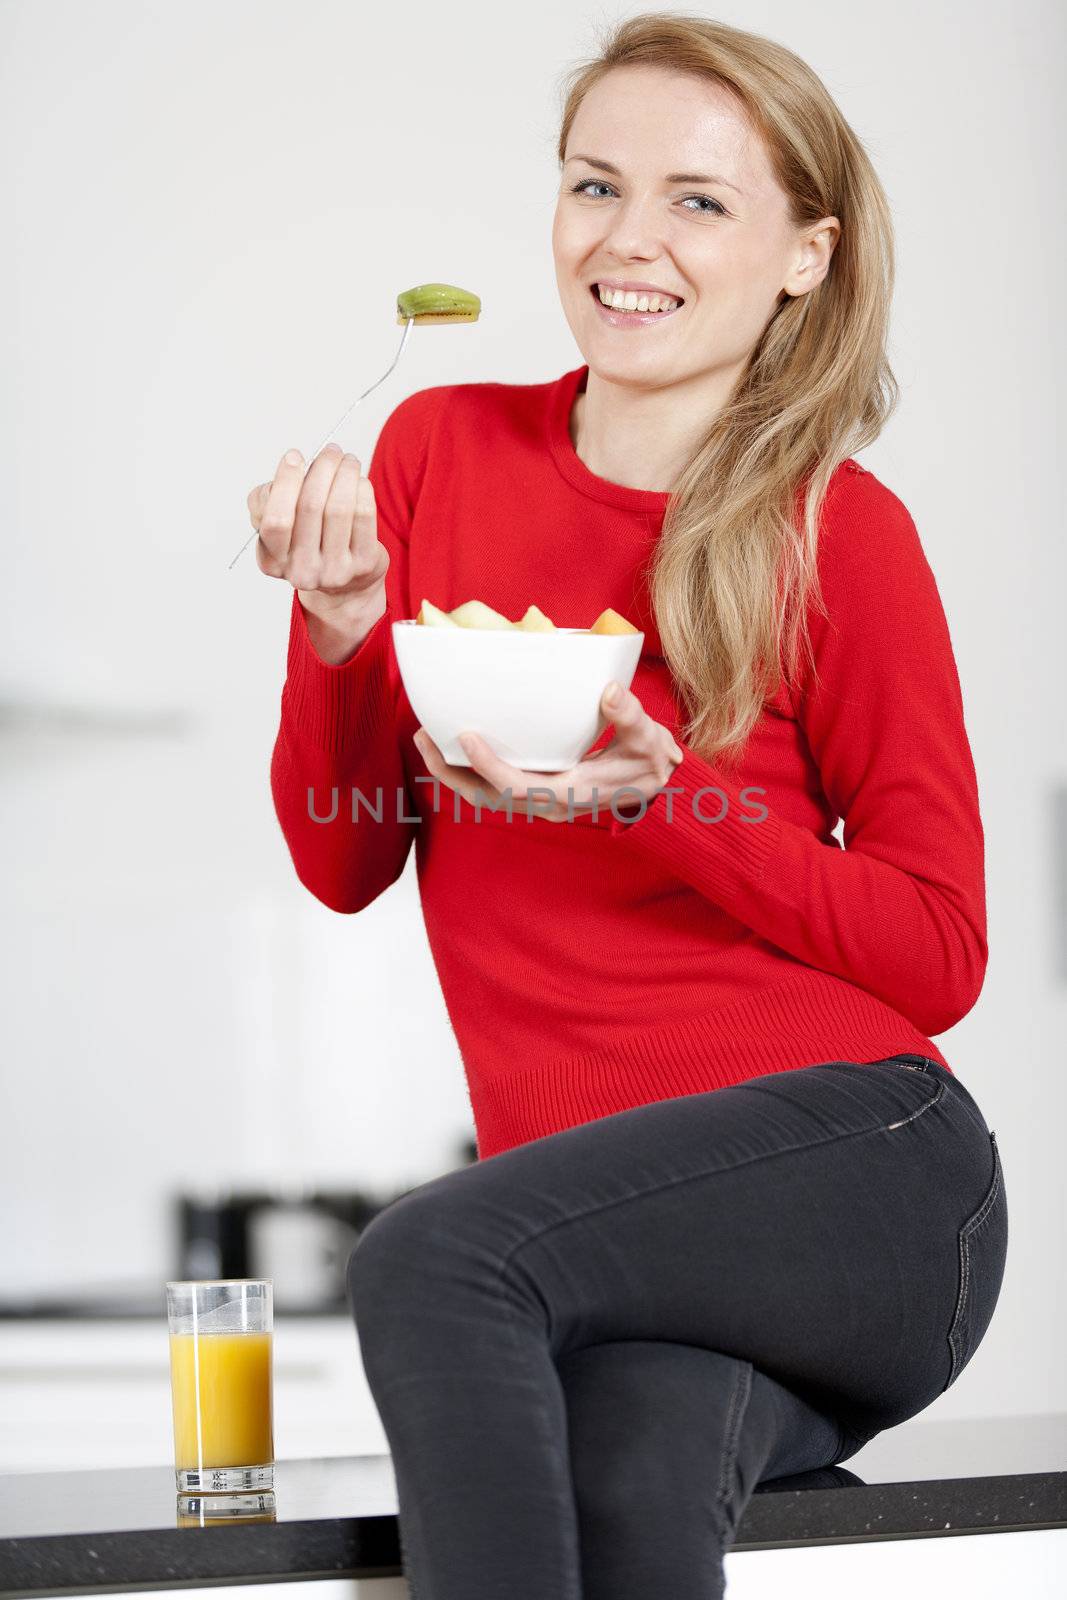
[589,284,684,308]
[588,285,684,323]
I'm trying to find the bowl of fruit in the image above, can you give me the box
[392,599,644,771]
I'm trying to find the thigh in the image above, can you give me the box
[356,1058,991,1438]
[556,1340,844,1600]
[558,1338,846,1510]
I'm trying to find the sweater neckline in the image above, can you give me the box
[547,366,674,513]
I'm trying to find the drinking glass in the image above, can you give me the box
[166,1279,274,1492]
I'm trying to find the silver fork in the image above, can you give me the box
[227,316,415,570]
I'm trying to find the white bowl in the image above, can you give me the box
[392,621,644,771]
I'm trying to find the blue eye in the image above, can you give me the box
[568,179,726,217]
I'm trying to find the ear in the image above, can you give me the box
[782,216,840,298]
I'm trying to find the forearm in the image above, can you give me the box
[614,737,986,1039]
[270,709,416,914]
[270,589,417,912]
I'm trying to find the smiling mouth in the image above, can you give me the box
[588,284,685,315]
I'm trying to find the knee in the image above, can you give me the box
[345,1191,435,1326]
[345,1175,496,1328]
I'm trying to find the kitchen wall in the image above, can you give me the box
[1,0,1063,1419]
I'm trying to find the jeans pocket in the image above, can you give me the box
[813,1057,946,1126]
[943,1130,1008,1393]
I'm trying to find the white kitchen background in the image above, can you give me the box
[1,0,1063,1444]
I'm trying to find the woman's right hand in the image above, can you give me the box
[247,444,389,630]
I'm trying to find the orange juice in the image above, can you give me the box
[168,1330,273,1471]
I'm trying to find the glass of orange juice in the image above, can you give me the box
[165,1279,274,1493]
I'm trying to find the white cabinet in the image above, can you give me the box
[724,1530,1064,1596]
[0,1316,385,1473]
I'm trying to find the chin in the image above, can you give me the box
[584,357,672,393]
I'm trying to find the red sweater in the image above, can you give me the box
[270,364,987,1160]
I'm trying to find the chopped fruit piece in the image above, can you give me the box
[590,608,640,635]
[415,598,640,633]
[396,283,481,325]
[514,605,556,632]
[448,600,515,630]
[417,599,461,627]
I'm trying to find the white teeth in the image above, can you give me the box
[596,284,679,313]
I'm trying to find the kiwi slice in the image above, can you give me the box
[396,283,481,325]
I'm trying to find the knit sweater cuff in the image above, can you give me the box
[282,591,394,755]
[608,745,783,905]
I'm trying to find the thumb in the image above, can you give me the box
[602,680,632,717]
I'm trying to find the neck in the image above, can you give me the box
[570,363,745,492]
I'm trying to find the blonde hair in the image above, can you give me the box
[554,12,899,770]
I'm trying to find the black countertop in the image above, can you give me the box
[2,1421,1066,1596]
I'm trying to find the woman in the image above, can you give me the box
[249,13,1008,1598]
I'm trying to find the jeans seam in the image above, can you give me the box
[946,1133,1003,1387]
[886,1079,945,1129]
[499,1084,947,1277]
[947,1230,968,1389]
[715,1358,753,1542]
[962,1132,1002,1234]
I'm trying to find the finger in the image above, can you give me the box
[601,681,641,726]
[254,531,285,578]
[258,449,306,562]
[348,472,388,593]
[415,729,498,809]
[289,443,344,577]
[425,730,521,811]
[321,452,361,573]
[455,731,515,789]
[246,481,271,531]
[351,469,377,563]
[457,732,567,807]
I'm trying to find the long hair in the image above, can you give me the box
[554,13,899,770]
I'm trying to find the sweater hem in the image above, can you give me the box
[468,969,951,1158]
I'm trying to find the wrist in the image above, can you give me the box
[297,585,387,666]
[298,578,386,621]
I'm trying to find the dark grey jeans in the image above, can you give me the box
[347,1053,1008,1599]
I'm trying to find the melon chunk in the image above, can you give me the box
[417,599,460,627]
[447,600,516,630]
[590,608,640,636]
[415,597,640,633]
[514,605,556,633]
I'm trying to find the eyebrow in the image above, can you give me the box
[564,154,742,194]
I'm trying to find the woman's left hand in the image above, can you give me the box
[412,680,685,824]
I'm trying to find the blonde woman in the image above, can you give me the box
[250,13,1007,1597]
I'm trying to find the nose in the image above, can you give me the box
[594,194,670,265]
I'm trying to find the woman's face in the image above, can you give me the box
[552,64,837,390]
